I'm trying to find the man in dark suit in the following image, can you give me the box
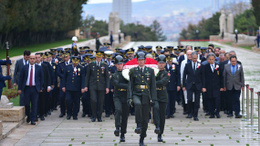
[13,50,31,106]
[183,51,203,121]
[165,54,180,119]
[85,51,110,122]
[202,53,223,118]
[0,60,12,99]
[61,56,85,120]
[35,53,51,121]
[18,54,44,125]
[223,55,244,118]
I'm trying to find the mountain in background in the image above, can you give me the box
[83,0,250,41]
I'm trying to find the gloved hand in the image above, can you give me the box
[128,99,133,107]
[150,100,154,107]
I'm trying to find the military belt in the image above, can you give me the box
[135,85,148,89]
[156,86,166,90]
[117,88,127,91]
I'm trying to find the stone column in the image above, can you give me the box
[219,10,226,34]
[227,11,234,33]
[108,12,115,35]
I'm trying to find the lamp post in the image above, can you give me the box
[235,29,238,43]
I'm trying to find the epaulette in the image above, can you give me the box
[129,67,136,75]
[102,61,107,65]
[59,60,64,64]
[67,63,72,66]
[79,63,85,67]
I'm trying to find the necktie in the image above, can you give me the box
[141,68,143,73]
[193,63,196,73]
[211,65,214,72]
[29,65,33,87]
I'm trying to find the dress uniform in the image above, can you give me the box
[165,54,180,118]
[155,46,163,58]
[0,60,12,99]
[153,55,170,142]
[128,52,157,146]
[85,51,110,122]
[104,50,116,117]
[72,36,79,56]
[81,54,93,118]
[110,55,129,142]
[57,51,71,118]
[50,49,59,110]
[61,56,85,120]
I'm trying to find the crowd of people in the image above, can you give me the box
[0,39,245,146]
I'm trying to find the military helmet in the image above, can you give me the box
[114,55,124,64]
[157,54,166,63]
[137,51,146,60]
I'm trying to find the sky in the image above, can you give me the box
[87,0,147,4]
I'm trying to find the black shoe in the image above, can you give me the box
[154,126,160,134]
[158,134,163,142]
[235,115,242,118]
[139,137,144,146]
[205,112,210,116]
[105,114,110,117]
[91,117,96,122]
[98,118,102,122]
[44,114,47,117]
[186,114,192,118]
[183,111,188,115]
[88,114,92,117]
[114,128,120,136]
[194,117,199,121]
[227,114,233,117]
[67,115,71,120]
[73,117,78,120]
[59,113,65,118]
[165,115,170,119]
[26,117,31,123]
[31,121,36,125]
[40,116,45,121]
[224,110,228,114]
[216,113,221,118]
[135,127,141,134]
[120,134,125,142]
[48,111,51,115]
[170,115,174,118]
[82,112,86,117]
[209,115,215,118]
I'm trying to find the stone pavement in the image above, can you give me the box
[1,41,260,145]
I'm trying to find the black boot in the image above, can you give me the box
[158,134,163,142]
[114,127,120,137]
[154,125,160,134]
[135,123,141,134]
[120,134,125,142]
[139,137,144,146]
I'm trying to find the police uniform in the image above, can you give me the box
[128,52,157,146]
[81,54,93,118]
[57,52,71,117]
[61,56,85,120]
[85,51,110,122]
[165,54,180,118]
[110,55,129,142]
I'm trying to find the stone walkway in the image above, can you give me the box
[1,41,260,146]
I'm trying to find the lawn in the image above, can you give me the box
[0,39,87,59]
